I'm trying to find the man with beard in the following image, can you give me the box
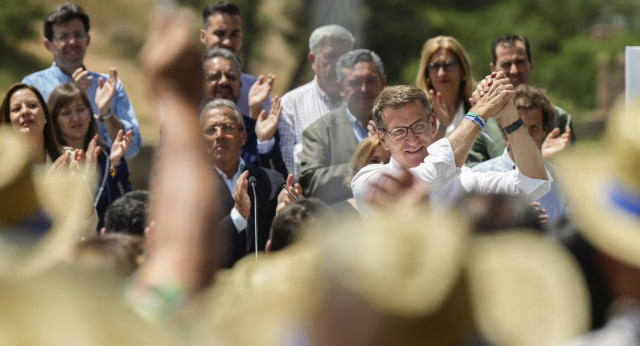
[203,47,287,177]
[300,49,387,205]
[200,1,272,118]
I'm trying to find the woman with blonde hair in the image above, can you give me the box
[416,36,475,139]
[344,135,391,211]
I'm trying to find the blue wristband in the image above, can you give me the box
[464,114,485,129]
[465,112,494,143]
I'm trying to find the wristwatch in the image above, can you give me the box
[503,118,524,134]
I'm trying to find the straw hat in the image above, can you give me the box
[560,100,640,268]
[466,230,590,346]
[0,127,95,277]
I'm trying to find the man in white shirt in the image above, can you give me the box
[279,25,355,179]
[352,73,550,210]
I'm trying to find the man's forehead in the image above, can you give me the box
[52,18,86,32]
[343,62,380,78]
[319,38,351,52]
[206,57,239,73]
[383,102,429,124]
[207,12,242,29]
[496,41,527,56]
[203,107,237,123]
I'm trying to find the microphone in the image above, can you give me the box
[248,176,258,260]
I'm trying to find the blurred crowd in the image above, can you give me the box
[1,2,639,345]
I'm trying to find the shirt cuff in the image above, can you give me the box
[257,137,275,154]
[231,207,247,232]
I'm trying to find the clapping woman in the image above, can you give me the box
[0,83,69,170]
[48,82,132,230]
[416,36,474,140]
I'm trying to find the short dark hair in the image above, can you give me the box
[491,34,531,65]
[43,3,90,41]
[269,198,333,252]
[202,1,242,27]
[104,190,150,236]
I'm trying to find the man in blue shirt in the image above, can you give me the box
[22,3,141,159]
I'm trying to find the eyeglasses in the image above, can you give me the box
[205,123,243,135]
[381,119,429,141]
[52,32,88,44]
[427,59,459,74]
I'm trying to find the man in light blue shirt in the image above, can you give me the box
[22,3,141,159]
[472,84,567,227]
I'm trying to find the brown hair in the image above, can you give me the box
[416,36,474,103]
[372,85,432,129]
[1,83,61,161]
[513,84,555,135]
[48,82,101,150]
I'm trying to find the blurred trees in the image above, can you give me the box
[0,0,46,86]
[202,0,638,117]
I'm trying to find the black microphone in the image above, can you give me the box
[248,176,258,259]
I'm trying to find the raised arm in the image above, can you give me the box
[447,72,513,167]
[498,101,548,180]
[132,8,221,305]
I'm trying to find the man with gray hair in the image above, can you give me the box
[279,24,355,179]
[200,99,282,266]
[300,49,386,205]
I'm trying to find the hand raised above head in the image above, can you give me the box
[469,71,513,120]
[140,9,203,105]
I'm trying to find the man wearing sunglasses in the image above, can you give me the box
[351,73,550,209]
[22,3,141,159]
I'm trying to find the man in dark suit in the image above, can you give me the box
[203,47,287,178]
[300,49,387,205]
[201,99,281,266]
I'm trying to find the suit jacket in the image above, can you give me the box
[300,107,358,205]
[217,164,282,267]
[241,115,288,179]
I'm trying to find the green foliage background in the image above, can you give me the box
[2,0,639,123]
